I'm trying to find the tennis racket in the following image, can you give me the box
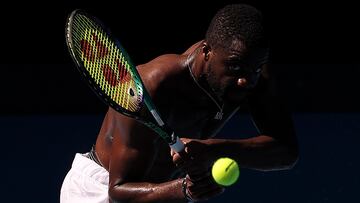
[65,9,184,152]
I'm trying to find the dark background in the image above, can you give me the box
[1,0,359,114]
[0,0,359,202]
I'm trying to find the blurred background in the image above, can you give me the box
[1,0,359,202]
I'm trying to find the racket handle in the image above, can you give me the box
[169,136,185,152]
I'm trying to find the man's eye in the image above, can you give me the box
[228,65,241,71]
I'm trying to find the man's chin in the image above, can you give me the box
[224,88,249,103]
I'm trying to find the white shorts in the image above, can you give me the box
[60,153,110,203]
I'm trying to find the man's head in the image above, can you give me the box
[205,4,265,50]
[200,4,269,102]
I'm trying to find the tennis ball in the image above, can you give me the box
[211,157,240,186]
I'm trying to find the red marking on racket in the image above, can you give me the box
[116,59,130,83]
[80,39,96,62]
[101,59,130,87]
[92,33,109,58]
[102,64,118,86]
[80,32,109,61]
[80,32,129,87]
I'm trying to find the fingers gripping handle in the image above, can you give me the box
[170,135,195,203]
[170,136,185,153]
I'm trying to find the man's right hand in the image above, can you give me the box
[171,138,215,175]
[171,138,225,201]
[182,173,225,202]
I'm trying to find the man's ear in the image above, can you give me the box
[202,42,211,61]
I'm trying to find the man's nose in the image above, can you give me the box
[237,78,248,87]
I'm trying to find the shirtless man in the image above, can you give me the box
[61,4,298,203]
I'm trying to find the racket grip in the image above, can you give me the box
[169,136,185,153]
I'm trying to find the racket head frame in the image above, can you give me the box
[65,10,184,151]
[65,9,144,119]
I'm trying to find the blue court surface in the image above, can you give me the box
[1,112,359,202]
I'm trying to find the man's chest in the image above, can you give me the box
[156,94,239,139]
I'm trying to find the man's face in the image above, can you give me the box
[204,39,268,103]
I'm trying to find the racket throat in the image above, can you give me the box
[149,110,184,152]
[150,109,165,126]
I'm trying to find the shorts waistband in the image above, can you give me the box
[84,145,104,167]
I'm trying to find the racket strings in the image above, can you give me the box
[69,14,143,112]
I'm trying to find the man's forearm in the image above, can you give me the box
[109,178,186,203]
[208,135,298,171]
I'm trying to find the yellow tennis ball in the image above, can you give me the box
[211,157,240,186]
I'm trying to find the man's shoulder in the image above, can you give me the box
[137,54,187,95]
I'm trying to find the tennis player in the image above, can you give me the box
[61,4,298,203]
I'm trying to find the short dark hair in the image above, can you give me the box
[205,4,266,50]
